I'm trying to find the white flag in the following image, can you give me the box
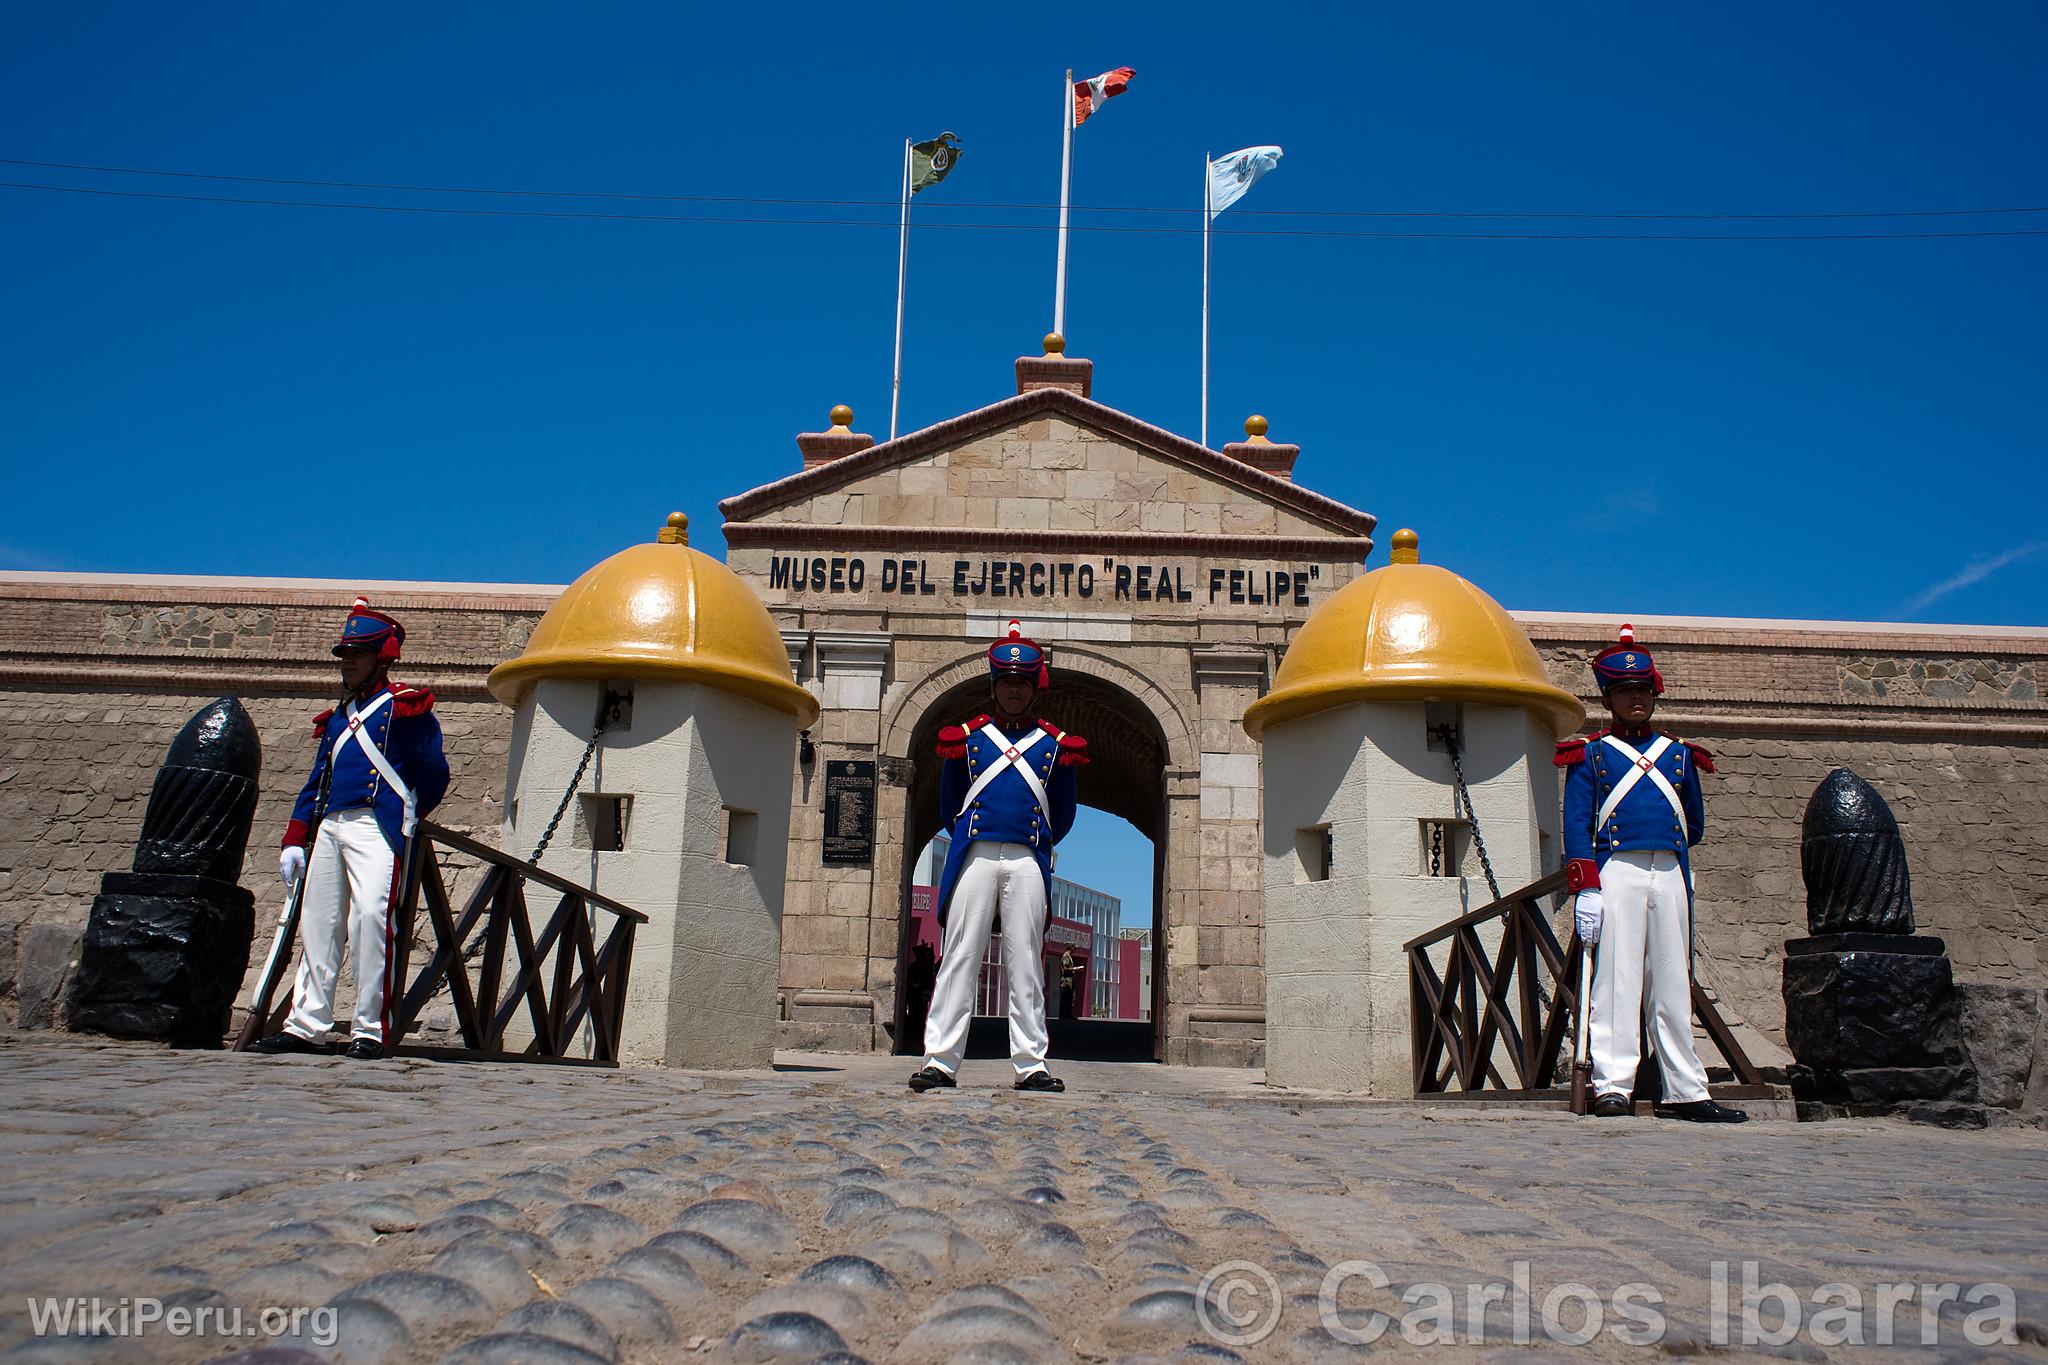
[1206,146,1284,221]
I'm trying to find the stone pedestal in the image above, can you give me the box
[65,696,262,1049]
[68,872,256,1048]
[1782,934,1977,1105]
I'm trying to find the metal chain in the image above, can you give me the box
[527,720,606,865]
[459,694,617,963]
[1427,821,1444,877]
[1443,734,1502,902]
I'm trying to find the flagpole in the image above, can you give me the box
[891,137,911,441]
[1201,152,1212,448]
[1054,69,1073,337]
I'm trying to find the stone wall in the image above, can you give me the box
[2,576,2043,1059]
[1681,734,2044,1048]
[0,577,536,1031]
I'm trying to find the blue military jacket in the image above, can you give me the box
[1558,727,1711,893]
[932,715,1084,923]
[285,681,450,855]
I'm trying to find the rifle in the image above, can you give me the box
[233,691,345,1050]
[1569,936,1594,1115]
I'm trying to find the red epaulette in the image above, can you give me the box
[936,721,971,760]
[310,707,334,739]
[1056,732,1090,766]
[1684,741,1715,773]
[390,683,435,719]
[1553,737,1587,767]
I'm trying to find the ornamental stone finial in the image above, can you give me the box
[1800,767,1914,935]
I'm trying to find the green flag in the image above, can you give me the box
[910,132,962,195]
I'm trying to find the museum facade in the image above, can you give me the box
[2,340,2043,1068]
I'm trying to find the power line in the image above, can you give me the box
[7,180,2048,241]
[5,155,2046,223]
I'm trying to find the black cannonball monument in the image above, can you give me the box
[67,697,262,1047]
[1781,767,1978,1115]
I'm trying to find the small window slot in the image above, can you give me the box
[723,807,759,866]
[1420,818,1469,877]
[1294,825,1332,883]
[575,794,631,851]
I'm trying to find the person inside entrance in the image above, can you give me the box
[909,621,1088,1093]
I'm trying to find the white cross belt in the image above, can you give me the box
[332,690,418,836]
[955,724,1051,822]
[1595,734,1685,839]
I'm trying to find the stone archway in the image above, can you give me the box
[880,651,1193,1061]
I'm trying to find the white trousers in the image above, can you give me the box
[1589,849,1711,1103]
[923,841,1050,1076]
[284,808,401,1044]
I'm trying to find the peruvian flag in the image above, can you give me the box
[1072,66,1134,128]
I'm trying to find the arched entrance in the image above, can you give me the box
[883,655,1183,1062]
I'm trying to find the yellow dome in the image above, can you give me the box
[1243,529,1584,740]
[488,513,819,725]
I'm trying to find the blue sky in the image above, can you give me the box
[6,5,2045,923]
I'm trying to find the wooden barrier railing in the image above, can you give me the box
[239,820,648,1067]
[1404,870,1764,1099]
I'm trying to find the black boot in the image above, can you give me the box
[1591,1093,1632,1117]
[1654,1098,1749,1123]
[907,1065,957,1092]
[1013,1070,1065,1093]
[250,1031,326,1056]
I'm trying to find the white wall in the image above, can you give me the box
[504,676,797,1067]
[1262,700,1559,1095]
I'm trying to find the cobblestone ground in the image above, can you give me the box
[0,1034,2043,1364]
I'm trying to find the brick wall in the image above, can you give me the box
[2,576,2042,1051]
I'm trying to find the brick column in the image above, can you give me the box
[796,405,876,470]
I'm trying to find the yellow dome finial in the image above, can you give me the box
[1242,525,1583,740]
[828,404,854,431]
[1043,332,1066,355]
[488,518,818,724]
[1244,414,1271,444]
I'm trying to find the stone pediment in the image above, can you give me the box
[720,387,1374,557]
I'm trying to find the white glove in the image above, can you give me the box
[279,846,306,889]
[1574,889,1604,945]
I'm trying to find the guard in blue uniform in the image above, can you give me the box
[253,599,449,1059]
[909,620,1087,1093]
[1560,625,1745,1121]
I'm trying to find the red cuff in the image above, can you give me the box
[282,819,310,849]
[1565,858,1600,893]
